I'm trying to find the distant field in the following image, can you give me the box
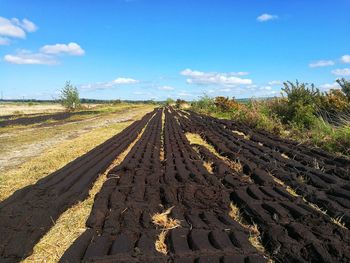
[0,102,65,116]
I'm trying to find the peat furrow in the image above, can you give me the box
[60,108,165,262]
[0,109,156,263]
[176,109,350,262]
[160,108,266,262]
[191,111,350,170]
[180,110,350,228]
[207,115,350,179]
[186,110,350,181]
[60,108,266,262]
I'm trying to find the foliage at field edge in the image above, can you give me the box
[188,79,350,156]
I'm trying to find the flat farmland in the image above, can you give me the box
[0,107,349,263]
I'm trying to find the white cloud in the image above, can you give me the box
[0,16,37,41]
[4,50,57,65]
[181,68,252,87]
[40,42,85,56]
[268,80,282,85]
[331,68,350,76]
[112,77,138,84]
[80,77,139,91]
[341,55,350,64]
[4,42,85,65]
[158,86,175,91]
[309,60,335,68]
[257,13,278,22]
[0,37,10,45]
[11,18,38,32]
[319,82,340,91]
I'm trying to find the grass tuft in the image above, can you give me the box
[155,231,168,255]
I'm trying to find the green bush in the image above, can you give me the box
[191,95,216,113]
[271,80,321,129]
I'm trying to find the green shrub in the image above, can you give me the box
[271,80,321,128]
[191,95,216,113]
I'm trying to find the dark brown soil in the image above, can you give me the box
[1,107,349,263]
[0,110,156,262]
[0,111,100,127]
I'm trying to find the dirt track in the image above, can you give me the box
[1,107,350,262]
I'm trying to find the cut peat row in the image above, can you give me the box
[0,110,101,127]
[2,107,350,263]
[60,108,266,262]
[0,109,156,263]
[176,109,350,262]
[180,110,350,228]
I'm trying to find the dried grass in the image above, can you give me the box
[152,206,181,230]
[232,130,250,140]
[281,153,290,159]
[155,231,168,255]
[185,132,243,173]
[228,203,267,255]
[152,206,181,255]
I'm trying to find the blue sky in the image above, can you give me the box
[1,0,350,100]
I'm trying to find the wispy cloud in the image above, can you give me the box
[257,13,278,22]
[40,42,85,56]
[0,16,37,45]
[268,80,282,85]
[158,85,175,91]
[341,55,350,64]
[4,42,85,65]
[319,82,340,91]
[4,50,57,65]
[181,68,252,86]
[0,36,10,45]
[80,77,139,91]
[331,68,350,76]
[309,60,335,68]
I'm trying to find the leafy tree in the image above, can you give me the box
[166,98,175,105]
[60,81,80,110]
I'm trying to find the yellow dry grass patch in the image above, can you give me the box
[281,153,290,159]
[23,169,107,263]
[229,203,269,259]
[155,231,168,255]
[331,215,347,229]
[0,103,64,116]
[232,130,250,140]
[152,206,181,255]
[152,206,181,230]
[185,132,243,174]
[269,174,299,197]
